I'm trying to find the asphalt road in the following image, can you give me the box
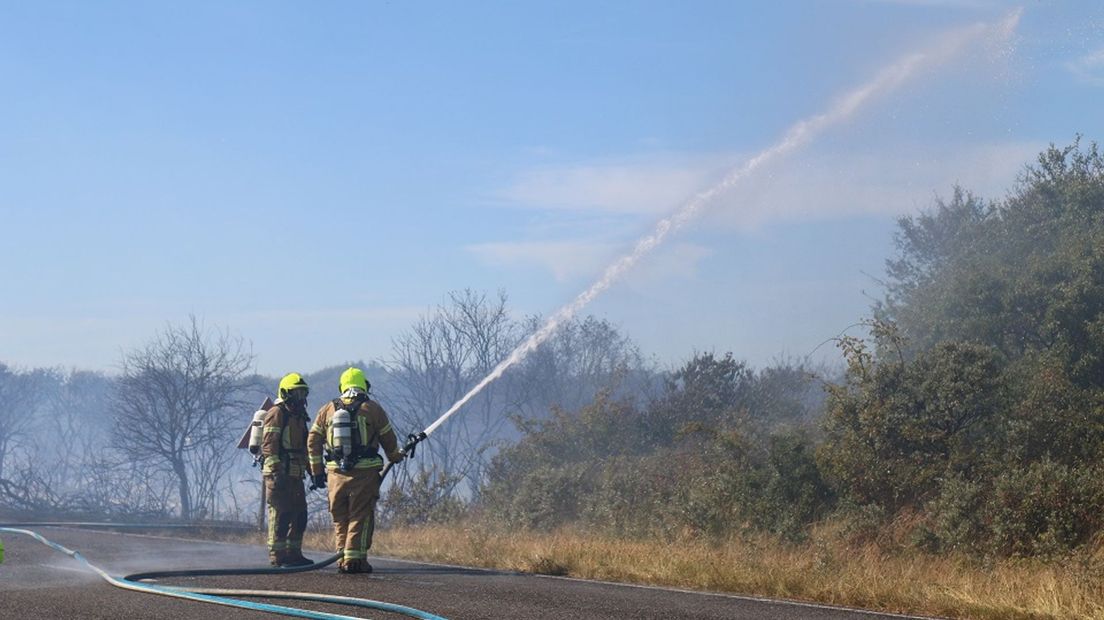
[0,526,938,620]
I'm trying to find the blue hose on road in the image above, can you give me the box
[0,526,447,620]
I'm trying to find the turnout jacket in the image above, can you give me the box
[308,397,402,476]
[261,400,310,478]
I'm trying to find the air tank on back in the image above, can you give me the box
[332,407,354,472]
[248,409,266,455]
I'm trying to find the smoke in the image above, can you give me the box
[0,558,101,591]
[423,9,1024,437]
[0,527,265,590]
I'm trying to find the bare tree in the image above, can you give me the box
[510,314,652,419]
[0,363,45,482]
[386,290,521,500]
[113,317,253,520]
[2,367,177,518]
[384,291,653,512]
[38,370,112,495]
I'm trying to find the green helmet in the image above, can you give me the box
[339,367,370,395]
[278,372,309,401]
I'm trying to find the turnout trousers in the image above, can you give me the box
[327,469,381,562]
[264,473,308,561]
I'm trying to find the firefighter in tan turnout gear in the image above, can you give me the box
[261,372,314,567]
[307,367,403,574]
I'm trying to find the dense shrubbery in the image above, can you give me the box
[480,140,1104,558]
[481,353,832,541]
[820,337,1009,511]
[924,460,1104,556]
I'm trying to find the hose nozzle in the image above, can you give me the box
[401,432,427,459]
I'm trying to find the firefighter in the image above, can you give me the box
[307,367,403,574]
[262,372,313,567]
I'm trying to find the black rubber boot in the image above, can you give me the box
[343,559,372,574]
[281,552,314,567]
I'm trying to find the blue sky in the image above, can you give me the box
[2,1,1102,376]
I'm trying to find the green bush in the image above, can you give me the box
[924,474,987,553]
[819,337,1007,511]
[582,454,684,537]
[757,431,836,539]
[922,461,1104,557]
[483,463,589,530]
[380,467,468,527]
[987,460,1104,557]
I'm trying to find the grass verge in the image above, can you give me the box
[191,519,1104,619]
[306,523,1104,620]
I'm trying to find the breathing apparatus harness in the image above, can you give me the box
[325,392,380,473]
[320,394,425,485]
[249,400,308,477]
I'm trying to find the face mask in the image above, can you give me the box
[289,388,309,405]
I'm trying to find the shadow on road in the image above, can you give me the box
[375,565,524,577]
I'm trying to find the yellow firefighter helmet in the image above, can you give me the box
[278,372,309,401]
[339,367,369,395]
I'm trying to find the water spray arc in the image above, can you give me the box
[408,10,1023,445]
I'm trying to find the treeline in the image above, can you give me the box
[476,139,1104,559]
[0,296,653,523]
[0,325,270,521]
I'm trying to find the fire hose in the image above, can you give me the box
[0,524,447,619]
[1,390,463,616]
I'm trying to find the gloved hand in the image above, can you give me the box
[388,451,405,464]
[310,472,328,490]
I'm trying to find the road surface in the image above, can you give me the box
[0,526,938,620]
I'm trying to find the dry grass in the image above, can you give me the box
[291,522,1104,620]
[199,518,1104,619]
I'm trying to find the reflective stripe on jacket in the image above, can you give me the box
[261,401,310,477]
